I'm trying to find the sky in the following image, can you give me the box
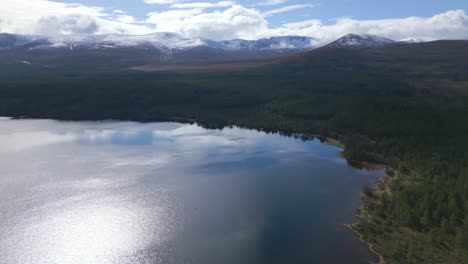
[1,0,468,42]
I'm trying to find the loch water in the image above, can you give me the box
[0,118,385,264]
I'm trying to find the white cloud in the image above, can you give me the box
[35,15,99,35]
[170,1,235,9]
[270,9,468,42]
[146,5,269,40]
[146,8,204,30]
[256,0,289,6]
[0,0,153,35]
[143,0,181,4]
[115,15,137,24]
[0,0,467,44]
[263,4,314,17]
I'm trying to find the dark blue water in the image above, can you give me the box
[0,118,384,264]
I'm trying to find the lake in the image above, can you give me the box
[0,118,385,264]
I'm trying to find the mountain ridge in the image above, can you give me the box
[3,33,453,67]
[0,32,318,52]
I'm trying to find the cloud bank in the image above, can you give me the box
[271,9,468,42]
[0,0,153,35]
[0,0,467,43]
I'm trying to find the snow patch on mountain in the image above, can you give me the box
[96,33,208,50]
[398,38,426,43]
[326,34,395,48]
[220,36,318,50]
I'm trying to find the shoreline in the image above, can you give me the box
[327,137,398,264]
[345,223,384,264]
[343,165,392,264]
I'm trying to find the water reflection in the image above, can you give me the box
[0,118,384,264]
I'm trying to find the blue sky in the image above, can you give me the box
[1,0,468,41]
[54,0,468,26]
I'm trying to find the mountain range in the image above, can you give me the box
[0,33,318,52]
[0,33,426,66]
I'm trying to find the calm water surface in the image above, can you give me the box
[0,118,385,264]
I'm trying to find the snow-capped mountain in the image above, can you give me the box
[0,33,321,65]
[220,36,318,50]
[0,33,317,52]
[325,34,395,48]
[0,34,46,50]
[0,33,208,52]
[1,33,425,67]
[398,38,426,43]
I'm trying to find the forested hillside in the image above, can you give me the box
[0,41,467,263]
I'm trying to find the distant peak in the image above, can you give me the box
[325,34,395,49]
